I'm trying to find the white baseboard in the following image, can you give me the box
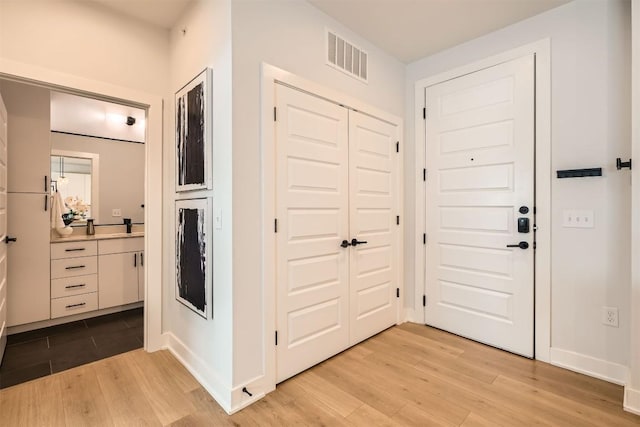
[549,347,628,385]
[229,375,274,414]
[164,332,233,413]
[402,308,415,323]
[624,387,640,415]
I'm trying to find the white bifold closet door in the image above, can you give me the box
[275,84,399,383]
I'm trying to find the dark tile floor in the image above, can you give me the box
[0,307,143,389]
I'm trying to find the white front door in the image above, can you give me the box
[348,111,399,344]
[275,84,350,383]
[424,55,535,357]
[0,92,8,363]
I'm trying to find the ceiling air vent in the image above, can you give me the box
[327,29,368,83]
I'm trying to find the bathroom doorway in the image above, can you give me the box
[0,78,149,388]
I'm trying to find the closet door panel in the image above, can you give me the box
[348,111,400,344]
[275,84,350,383]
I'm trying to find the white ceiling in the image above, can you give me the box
[86,0,193,29]
[84,0,570,63]
[50,92,146,143]
[309,0,571,63]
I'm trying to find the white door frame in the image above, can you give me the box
[261,63,404,392]
[0,58,164,352]
[413,39,551,362]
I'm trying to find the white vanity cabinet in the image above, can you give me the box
[50,240,98,318]
[98,237,144,309]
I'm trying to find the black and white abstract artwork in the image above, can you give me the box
[175,198,212,318]
[176,68,212,192]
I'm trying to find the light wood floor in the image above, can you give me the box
[1,323,638,426]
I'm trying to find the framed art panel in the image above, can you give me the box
[176,68,212,192]
[175,198,212,318]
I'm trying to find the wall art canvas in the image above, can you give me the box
[175,68,212,192]
[175,198,212,318]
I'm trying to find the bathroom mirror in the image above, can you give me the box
[50,135,144,225]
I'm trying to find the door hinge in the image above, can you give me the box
[275,331,278,346]
[423,168,426,181]
[396,141,399,153]
[396,288,400,298]
[274,106,277,121]
[396,215,400,225]
[274,218,278,233]
[423,107,426,120]
[423,233,426,245]
[423,295,427,307]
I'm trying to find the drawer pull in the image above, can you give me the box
[65,284,86,289]
[65,248,86,252]
[65,265,86,270]
[65,302,86,309]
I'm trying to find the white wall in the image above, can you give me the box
[165,0,235,410]
[0,0,169,96]
[51,132,145,223]
[406,0,631,376]
[230,0,405,391]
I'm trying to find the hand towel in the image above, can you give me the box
[51,191,65,230]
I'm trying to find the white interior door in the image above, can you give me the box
[424,55,535,357]
[275,84,350,383]
[0,92,8,363]
[348,111,399,344]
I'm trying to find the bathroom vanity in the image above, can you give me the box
[50,230,144,319]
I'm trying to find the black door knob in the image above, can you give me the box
[340,240,351,248]
[4,236,17,244]
[351,238,368,246]
[506,241,529,249]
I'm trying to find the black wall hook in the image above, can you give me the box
[616,158,632,170]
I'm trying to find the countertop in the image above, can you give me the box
[51,224,145,243]
[51,232,145,243]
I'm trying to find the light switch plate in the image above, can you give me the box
[562,210,594,228]
[112,208,122,217]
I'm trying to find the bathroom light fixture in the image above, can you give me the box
[58,156,69,187]
[126,116,136,126]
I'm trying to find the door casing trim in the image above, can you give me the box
[412,39,551,362]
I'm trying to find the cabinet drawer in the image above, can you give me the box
[51,256,97,279]
[51,292,98,319]
[51,274,98,299]
[98,237,144,255]
[51,241,97,260]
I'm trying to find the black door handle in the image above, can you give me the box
[507,241,529,249]
[351,238,368,246]
[340,240,351,248]
[4,236,16,244]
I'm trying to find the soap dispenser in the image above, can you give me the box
[86,219,95,235]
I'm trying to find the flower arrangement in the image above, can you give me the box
[63,196,90,223]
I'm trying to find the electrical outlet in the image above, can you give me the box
[112,208,122,217]
[562,210,594,228]
[602,307,619,327]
